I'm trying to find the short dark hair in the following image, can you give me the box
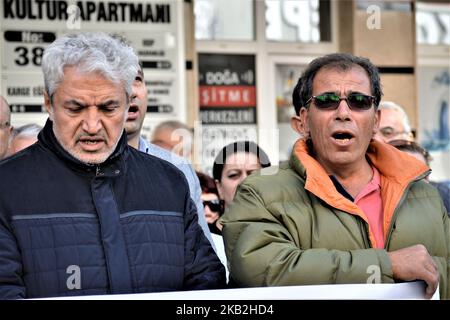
[212,141,271,181]
[292,53,383,115]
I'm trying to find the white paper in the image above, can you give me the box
[39,281,439,300]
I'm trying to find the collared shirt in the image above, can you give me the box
[354,167,384,249]
[330,167,384,248]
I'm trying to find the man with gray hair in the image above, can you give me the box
[0,32,225,299]
[0,95,13,160]
[374,101,414,142]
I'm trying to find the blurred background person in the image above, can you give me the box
[0,95,13,160]
[374,99,449,214]
[197,171,228,281]
[374,101,414,142]
[151,120,193,159]
[388,139,432,165]
[213,141,271,211]
[6,123,42,157]
[197,171,223,235]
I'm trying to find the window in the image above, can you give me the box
[265,0,331,43]
[416,2,450,45]
[194,0,254,41]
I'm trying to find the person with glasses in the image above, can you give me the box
[0,96,13,160]
[196,171,224,235]
[374,101,414,142]
[221,53,449,299]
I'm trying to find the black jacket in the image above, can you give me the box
[0,120,225,299]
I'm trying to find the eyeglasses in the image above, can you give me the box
[306,93,375,111]
[203,199,222,212]
[378,126,412,140]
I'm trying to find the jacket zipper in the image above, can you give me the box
[96,165,104,177]
[359,217,372,248]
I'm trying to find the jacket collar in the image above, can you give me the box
[290,138,430,247]
[38,118,128,177]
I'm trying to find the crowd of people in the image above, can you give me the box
[0,32,448,300]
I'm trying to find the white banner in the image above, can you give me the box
[39,281,439,300]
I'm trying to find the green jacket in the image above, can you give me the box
[222,139,449,299]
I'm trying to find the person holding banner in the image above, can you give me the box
[221,53,449,299]
[0,32,225,299]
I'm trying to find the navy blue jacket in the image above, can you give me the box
[0,120,225,299]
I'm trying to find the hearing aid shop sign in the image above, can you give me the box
[199,54,257,125]
[0,0,181,116]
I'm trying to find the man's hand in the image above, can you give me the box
[388,244,439,299]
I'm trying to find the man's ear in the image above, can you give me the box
[290,115,302,134]
[291,107,309,136]
[44,90,53,121]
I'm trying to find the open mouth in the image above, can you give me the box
[332,131,354,142]
[127,105,139,120]
[128,105,139,114]
[78,137,105,152]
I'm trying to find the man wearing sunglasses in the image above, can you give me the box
[221,53,449,299]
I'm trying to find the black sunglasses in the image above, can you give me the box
[203,200,222,213]
[306,93,375,111]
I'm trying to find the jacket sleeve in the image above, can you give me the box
[424,188,449,299]
[441,206,449,299]
[222,183,394,287]
[0,218,26,299]
[183,196,226,290]
[183,163,216,251]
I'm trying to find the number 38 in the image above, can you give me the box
[14,46,44,66]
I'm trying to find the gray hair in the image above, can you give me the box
[42,32,139,100]
[378,101,411,134]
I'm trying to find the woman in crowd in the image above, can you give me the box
[196,171,224,235]
[211,140,271,284]
[213,141,271,211]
